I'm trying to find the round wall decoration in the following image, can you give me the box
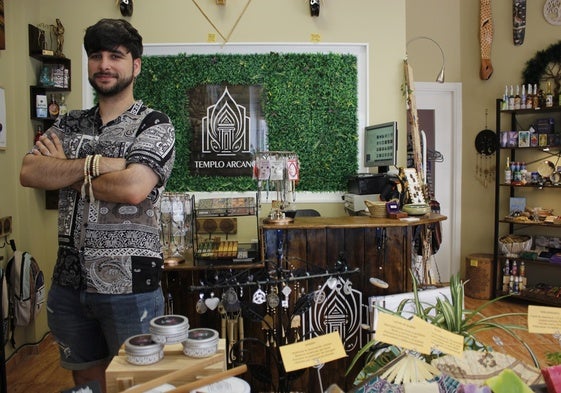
[475,129,496,156]
[544,0,561,25]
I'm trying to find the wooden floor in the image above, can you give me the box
[4,297,561,393]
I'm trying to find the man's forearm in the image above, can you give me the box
[20,154,85,190]
[20,154,128,191]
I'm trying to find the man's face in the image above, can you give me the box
[87,45,140,97]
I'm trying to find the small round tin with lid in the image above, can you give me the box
[183,328,219,358]
[149,314,189,345]
[124,334,164,365]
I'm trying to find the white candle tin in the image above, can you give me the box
[149,314,190,345]
[191,377,251,393]
[124,334,164,365]
[182,328,219,358]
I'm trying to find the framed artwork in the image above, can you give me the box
[0,87,6,150]
[0,0,5,50]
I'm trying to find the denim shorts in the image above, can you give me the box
[47,284,164,370]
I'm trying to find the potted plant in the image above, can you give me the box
[347,272,539,385]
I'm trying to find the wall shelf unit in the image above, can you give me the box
[28,24,71,210]
[493,98,561,306]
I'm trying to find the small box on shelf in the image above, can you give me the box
[35,94,48,118]
[518,130,530,147]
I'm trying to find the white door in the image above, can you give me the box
[414,82,462,280]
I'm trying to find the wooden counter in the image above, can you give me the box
[260,213,446,297]
[163,213,446,393]
[260,213,446,229]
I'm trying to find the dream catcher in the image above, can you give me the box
[474,109,496,188]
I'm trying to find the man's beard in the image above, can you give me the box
[89,72,134,97]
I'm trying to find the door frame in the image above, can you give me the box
[415,81,463,277]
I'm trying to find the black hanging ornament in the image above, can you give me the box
[120,0,133,17]
[310,0,320,17]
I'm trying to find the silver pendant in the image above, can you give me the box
[196,293,207,314]
[253,287,267,304]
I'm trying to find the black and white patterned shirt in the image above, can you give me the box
[48,100,175,294]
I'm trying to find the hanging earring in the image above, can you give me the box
[266,286,280,308]
[343,279,353,295]
[196,293,208,314]
[253,285,266,304]
[205,291,220,311]
[314,284,326,304]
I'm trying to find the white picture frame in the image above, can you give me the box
[0,87,6,150]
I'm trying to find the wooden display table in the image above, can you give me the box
[106,340,226,393]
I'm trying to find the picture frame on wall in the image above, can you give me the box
[0,87,6,150]
[0,0,5,50]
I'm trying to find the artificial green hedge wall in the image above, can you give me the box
[134,52,358,192]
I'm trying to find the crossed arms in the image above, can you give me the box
[20,132,158,205]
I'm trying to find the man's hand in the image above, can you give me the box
[32,132,66,159]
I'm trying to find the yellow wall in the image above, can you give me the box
[457,1,561,269]
[0,0,407,354]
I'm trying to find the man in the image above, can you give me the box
[20,19,175,390]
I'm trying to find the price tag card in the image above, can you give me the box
[375,313,432,354]
[279,332,347,372]
[429,322,464,357]
[528,305,561,334]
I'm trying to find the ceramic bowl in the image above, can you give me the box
[402,203,431,216]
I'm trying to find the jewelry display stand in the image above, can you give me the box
[254,151,300,225]
[188,227,361,392]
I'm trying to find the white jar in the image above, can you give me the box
[150,314,190,345]
[182,328,219,358]
[124,334,164,365]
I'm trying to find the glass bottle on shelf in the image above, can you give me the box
[59,94,68,116]
[538,88,546,109]
[533,84,540,109]
[34,124,43,143]
[514,85,521,110]
[503,259,511,292]
[526,83,533,109]
[504,157,512,184]
[48,95,60,119]
[519,261,526,291]
[546,81,553,108]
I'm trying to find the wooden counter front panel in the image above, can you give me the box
[261,225,413,300]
